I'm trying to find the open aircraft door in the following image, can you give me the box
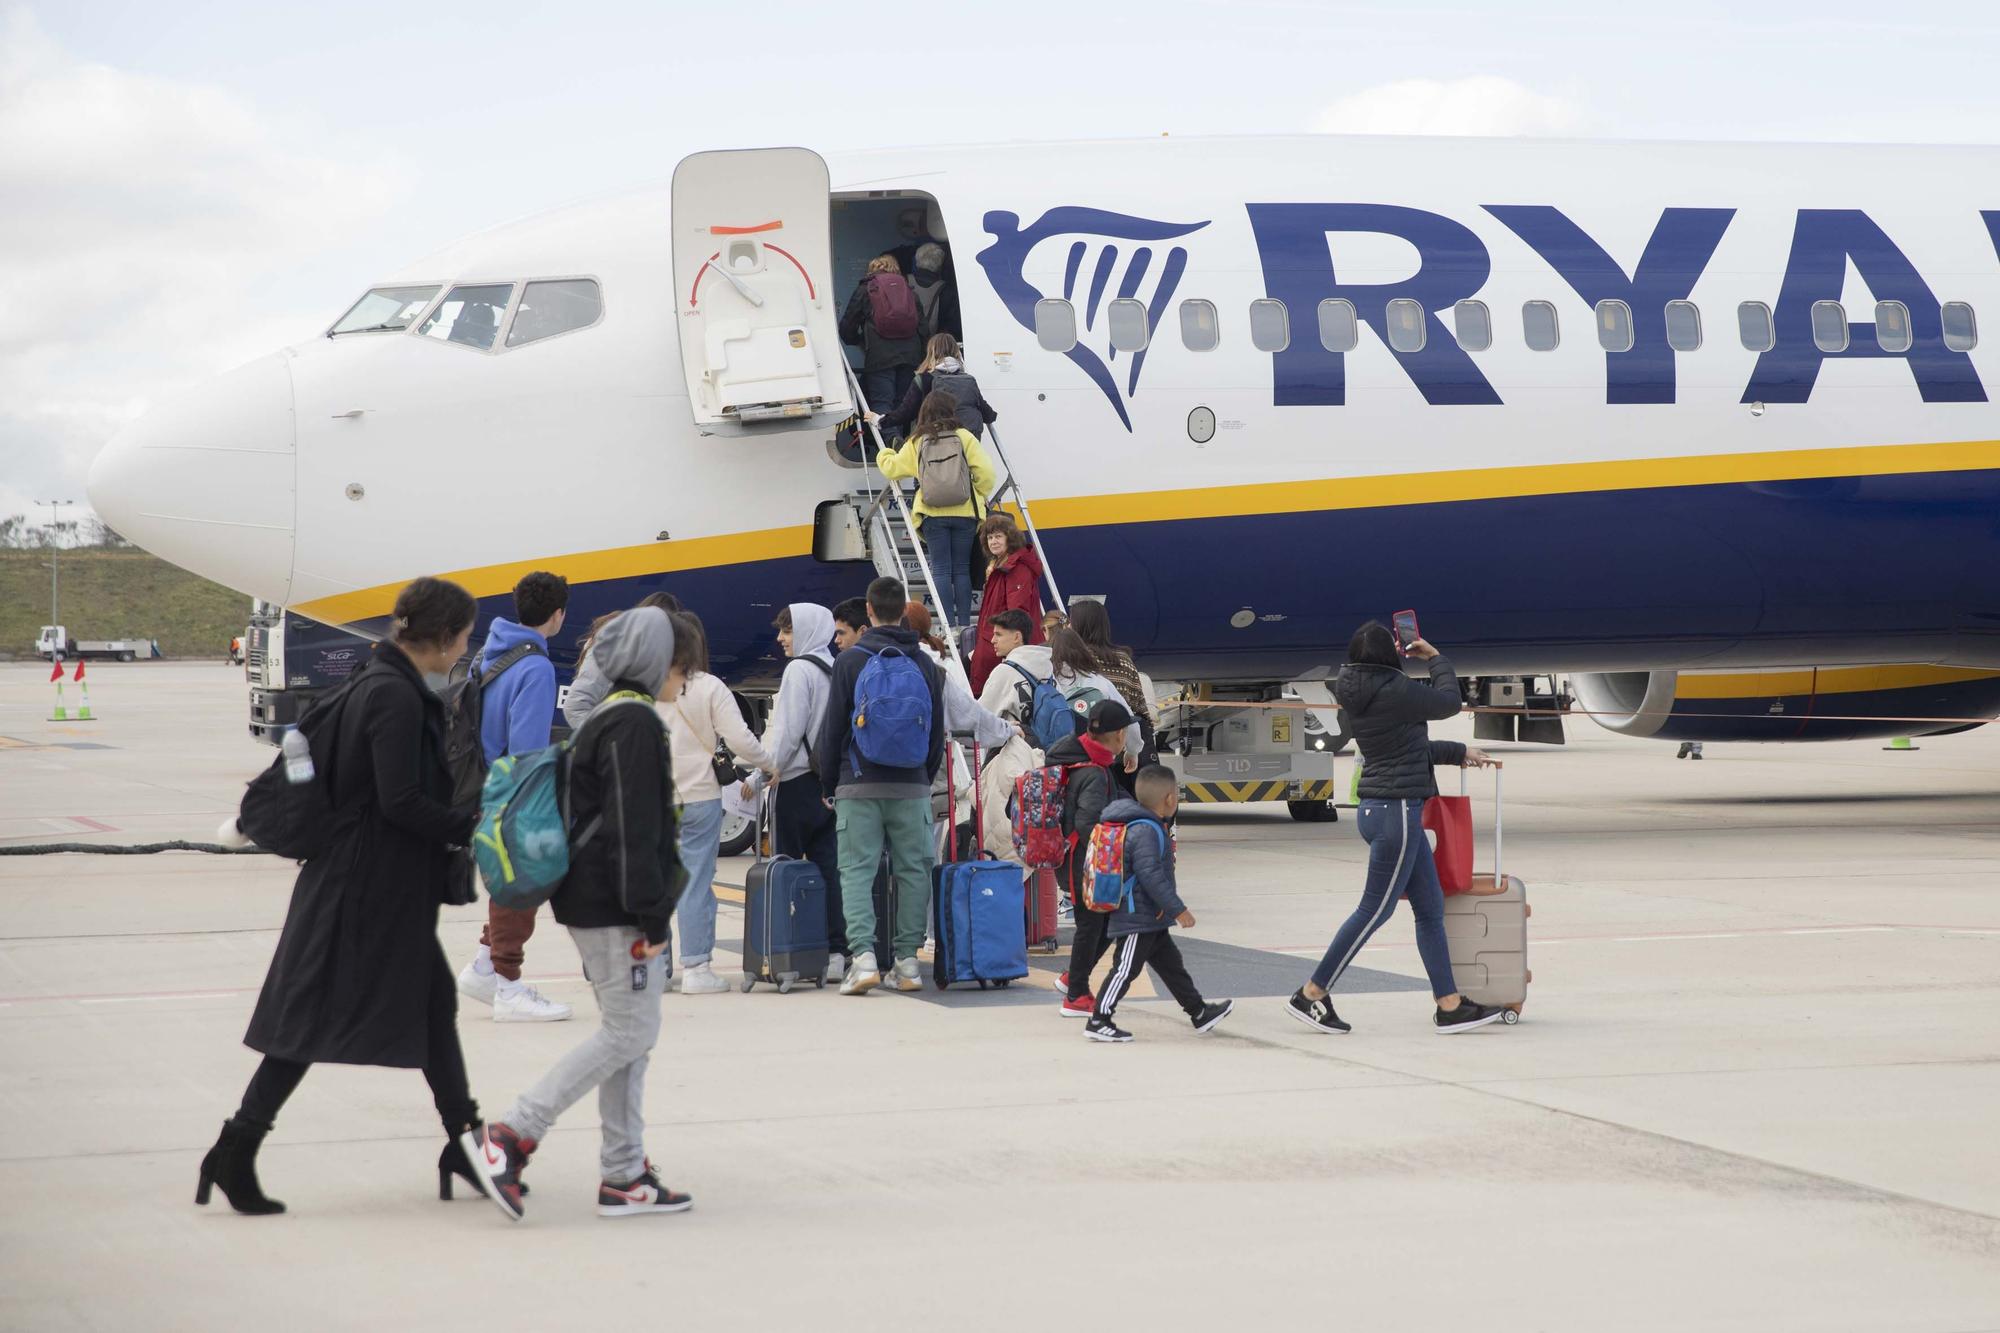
[671,147,852,434]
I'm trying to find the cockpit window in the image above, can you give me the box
[506,279,603,348]
[417,284,514,351]
[330,285,440,336]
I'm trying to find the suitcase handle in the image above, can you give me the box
[1458,761,1504,885]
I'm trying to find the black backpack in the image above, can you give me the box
[442,641,546,807]
[237,674,362,861]
[929,370,986,439]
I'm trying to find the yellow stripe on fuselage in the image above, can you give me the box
[1675,663,2000,700]
[292,436,2000,625]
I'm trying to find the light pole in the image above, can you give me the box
[36,499,73,646]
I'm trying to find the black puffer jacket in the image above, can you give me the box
[1336,655,1468,801]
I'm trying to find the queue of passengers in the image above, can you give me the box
[195,372,1506,1222]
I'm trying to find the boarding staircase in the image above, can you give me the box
[838,362,1066,692]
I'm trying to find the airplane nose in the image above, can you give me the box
[87,352,297,605]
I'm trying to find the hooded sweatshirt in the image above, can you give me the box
[474,617,556,764]
[880,357,995,436]
[552,607,682,944]
[1335,654,1467,802]
[751,603,837,786]
[977,642,1052,723]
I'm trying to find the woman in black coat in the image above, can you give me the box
[198,577,489,1215]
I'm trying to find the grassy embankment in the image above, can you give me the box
[0,550,246,658]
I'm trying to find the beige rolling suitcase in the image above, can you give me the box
[1442,766,1529,1022]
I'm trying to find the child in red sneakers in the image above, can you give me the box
[461,608,697,1220]
[1083,765,1232,1043]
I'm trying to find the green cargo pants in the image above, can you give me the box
[836,796,934,963]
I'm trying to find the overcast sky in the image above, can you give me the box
[4,0,1999,530]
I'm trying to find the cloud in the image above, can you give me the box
[0,6,404,523]
[1314,76,1587,138]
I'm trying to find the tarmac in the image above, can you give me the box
[3,661,1998,1332]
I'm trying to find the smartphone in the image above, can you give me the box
[1392,609,1420,654]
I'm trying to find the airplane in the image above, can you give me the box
[86,136,2000,747]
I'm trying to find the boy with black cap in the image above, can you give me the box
[1053,698,1136,1017]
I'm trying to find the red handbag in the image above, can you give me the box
[1422,792,1475,895]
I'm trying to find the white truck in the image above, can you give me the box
[36,626,161,662]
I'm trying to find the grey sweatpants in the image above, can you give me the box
[502,924,665,1184]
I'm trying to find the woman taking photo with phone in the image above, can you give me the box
[1287,620,1504,1036]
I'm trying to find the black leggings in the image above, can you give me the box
[236,950,478,1135]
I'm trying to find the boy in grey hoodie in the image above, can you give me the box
[743,603,845,974]
[1084,765,1234,1044]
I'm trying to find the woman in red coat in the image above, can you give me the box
[969,513,1046,693]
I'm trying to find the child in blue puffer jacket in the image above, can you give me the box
[1084,765,1234,1044]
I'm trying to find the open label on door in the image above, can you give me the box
[671,147,851,433]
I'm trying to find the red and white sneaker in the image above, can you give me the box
[598,1164,694,1218]
[1060,994,1095,1018]
[458,1121,535,1222]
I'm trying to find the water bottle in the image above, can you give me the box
[281,727,315,785]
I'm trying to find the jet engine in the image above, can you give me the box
[1569,665,2000,742]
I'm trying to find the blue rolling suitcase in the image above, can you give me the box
[932,860,1031,990]
[741,798,830,994]
[931,742,1030,990]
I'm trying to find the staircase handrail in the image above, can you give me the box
[980,421,1066,616]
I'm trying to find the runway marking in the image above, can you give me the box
[78,992,237,1005]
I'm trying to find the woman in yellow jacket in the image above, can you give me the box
[876,389,997,633]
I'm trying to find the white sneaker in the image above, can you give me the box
[679,963,728,995]
[493,979,572,1022]
[890,957,923,992]
[839,951,880,996]
[825,953,847,983]
[456,962,498,1006]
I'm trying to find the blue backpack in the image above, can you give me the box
[850,646,933,772]
[1010,660,1080,751]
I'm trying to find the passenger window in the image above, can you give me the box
[1665,300,1702,352]
[1317,298,1359,352]
[1811,300,1848,353]
[1522,300,1559,352]
[1248,298,1290,352]
[507,279,603,348]
[1943,301,1979,351]
[1452,300,1491,351]
[1737,301,1775,352]
[1034,298,1078,352]
[1872,300,1912,353]
[1385,298,1426,353]
[1108,298,1150,352]
[331,285,440,336]
[1178,299,1220,352]
[417,283,513,351]
[1595,300,1635,353]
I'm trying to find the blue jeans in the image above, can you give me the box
[675,798,723,968]
[1309,799,1458,999]
[922,516,978,628]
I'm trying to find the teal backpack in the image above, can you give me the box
[471,689,647,909]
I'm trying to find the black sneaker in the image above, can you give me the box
[1434,999,1506,1034]
[1285,988,1350,1034]
[1084,1016,1133,1043]
[598,1165,694,1218]
[1191,1000,1234,1034]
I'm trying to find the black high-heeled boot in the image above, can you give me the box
[438,1136,528,1201]
[195,1116,286,1215]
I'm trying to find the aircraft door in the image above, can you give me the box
[671,147,852,433]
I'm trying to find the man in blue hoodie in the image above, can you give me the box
[815,577,946,995]
[457,571,574,1023]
